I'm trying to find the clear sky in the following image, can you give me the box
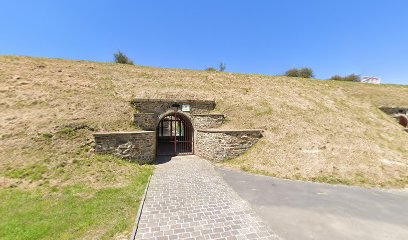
[1,0,408,84]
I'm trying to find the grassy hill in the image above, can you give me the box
[1,55,408,238]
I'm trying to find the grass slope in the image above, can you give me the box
[0,56,154,239]
[0,56,407,193]
[0,156,151,239]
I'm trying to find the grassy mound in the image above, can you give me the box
[1,55,407,194]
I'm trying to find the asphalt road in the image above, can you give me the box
[217,168,408,240]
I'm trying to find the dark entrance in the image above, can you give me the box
[156,112,194,156]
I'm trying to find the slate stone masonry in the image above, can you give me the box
[193,114,225,130]
[379,106,408,130]
[131,98,215,114]
[93,131,156,164]
[196,129,263,162]
[94,98,263,163]
[132,98,217,130]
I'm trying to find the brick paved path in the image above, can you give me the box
[135,155,280,240]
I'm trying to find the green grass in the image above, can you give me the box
[0,156,152,240]
[5,163,47,181]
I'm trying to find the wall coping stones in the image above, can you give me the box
[197,129,263,133]
[193,113,225,117]
[93,131,155,136]
[131,98,215,105]
[379,106,408,115]
[134,113,155,115]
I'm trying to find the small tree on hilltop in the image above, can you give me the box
[219,62,226,72]
[343,74,360,82]
[285,68,300,77]
[285,68,314,78]
[205,62,226,72]
[329,75,343,81]
[298,68,314,78]
[114,51,134,65]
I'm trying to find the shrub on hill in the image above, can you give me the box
[205,62,226,72]
[343,74,360,82]
[285,68,300,77]
[113,51,134,65]
[330,74,360,82]
[285,68,314,78]
[330,75,343,81]
[205,67,217,72]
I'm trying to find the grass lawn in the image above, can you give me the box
[0,155,153,240]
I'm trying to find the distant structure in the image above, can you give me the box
[358,76,381,84]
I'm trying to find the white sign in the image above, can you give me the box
[360,76,381,84]
[181,104,191,112]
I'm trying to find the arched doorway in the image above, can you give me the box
[156,112,194,156]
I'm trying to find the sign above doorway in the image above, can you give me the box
[181,104,191,112]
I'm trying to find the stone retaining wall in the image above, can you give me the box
[193,114,225,129]
[195,129,263,162]
[379,107,408,115]
[134,113,156,130]
[380,107,408,130]
[131,98,215,115]
[94,131,156,164]
[131,98,217,130]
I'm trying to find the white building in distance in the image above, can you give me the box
[358,76,381,84]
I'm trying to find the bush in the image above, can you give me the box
[329,75,343,81]
[285,68,299,77]
[205,62,226,72]
[343,74,360,82]
[330,74,360,82]
[205,67,217,72]
[113,51,134,65]
[298,68,314,78]
[285,68,314,78]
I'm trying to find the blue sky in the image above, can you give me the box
[1,0,408,85]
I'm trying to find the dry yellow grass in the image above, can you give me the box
[1,55,408,188]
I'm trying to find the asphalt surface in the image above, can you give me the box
[217,167,408,240]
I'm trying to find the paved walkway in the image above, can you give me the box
[218,168,408,240]
[135,155,280,240]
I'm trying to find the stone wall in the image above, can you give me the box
[379,107,408,115]
[134,113,156,131]
[131,98,218,131]
[93,98,263,164]
[193,114,225,129]
[380,107,408,130]
[94,131,156,164]
[195,129,263,162]
[131,98,215,115]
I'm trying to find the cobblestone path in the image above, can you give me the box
[135,155,280,240]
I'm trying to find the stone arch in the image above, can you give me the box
[156,111,194,156]
[156,110,192,129]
